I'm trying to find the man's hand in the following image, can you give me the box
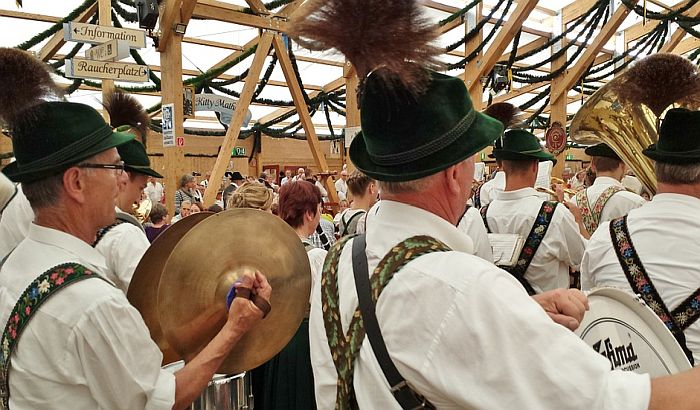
[532,288,589,331]
[227,271,272,334]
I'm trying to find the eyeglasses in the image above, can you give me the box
[77,161,126,175]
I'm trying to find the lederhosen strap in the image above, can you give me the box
[479,204,491,233]
[576,186,623,235]
[340,211,366,237]
[610,216,696,365]
[93,212,144,247]
[456,205,471,227]
[0,263,108,409]
[321,235,451,410]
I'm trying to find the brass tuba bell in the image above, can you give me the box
[570,53,700,195]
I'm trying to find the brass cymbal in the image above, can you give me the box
[158,208,311,374]
[127,212,213,365]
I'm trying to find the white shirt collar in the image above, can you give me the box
[495,187,540,201]
[650,193,700,208]
[27,223,109,273]
[368,200,473,254]
[592,176,623,187]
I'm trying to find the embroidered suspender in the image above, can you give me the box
[481,202,558,295]
[576,186,624,235]
[610,216,696,365]
[0,263,107,409]
[321,235,451,409]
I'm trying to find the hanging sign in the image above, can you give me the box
[64,22,147,49]
[65,58,149,83]
[85,39,130,62]
[344,126,361,148]
[162,103,175,148]
[183,85,196,119]
[545,121,567,156]
[195,94,252,128]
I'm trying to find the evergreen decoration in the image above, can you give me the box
[16,0,97,50]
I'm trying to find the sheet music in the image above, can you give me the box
[535,160,553,188]
[474,162,486,181]
[489,233,525,267]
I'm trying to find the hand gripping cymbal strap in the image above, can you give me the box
[351,235,435,410]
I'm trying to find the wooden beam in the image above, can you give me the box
[203,32,274,206]
[464,3,484,110]
[180,0,199,25]
[157,0,182,52]
[624,0,695,43]
[244,0,269,15]
[550,1,638,103]
[488,81,547,105]
[659,2,700,53]
[37,3,97,62]
[562,0,598,25]
[497,37,547,62]
[98,0,114,122]
[272,33,339,203]
[193,2,287,31]
[344,62,359,173]
[676,37,700,55]
[210,36,261,72]
[0,9,60,22]
[257,75,346,124]
[466,0,540,94]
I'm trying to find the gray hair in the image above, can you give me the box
[179,174,195,188]
[23,172,65,210]
[655,162,700,184]
[377,174,437,195]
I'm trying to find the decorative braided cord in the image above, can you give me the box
[321,235,451,410]
[502,201,558,296]
[0,263,107,409]
[576,186,623,235]
[93,221,125,247]
[609,216,695,365]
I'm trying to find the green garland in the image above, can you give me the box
[445,0,507,53]
[16,0,97,50]
[620,0,700,23]
[438,0,481,27]
[112,0,137,22]
[240,0,295,15]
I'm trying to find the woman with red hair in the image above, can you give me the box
[253,180,326,409]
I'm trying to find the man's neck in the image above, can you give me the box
[351,196,372,211]
[596,171,623,182]
[382,190,461,225]
[657,182,700,200]
[504,175,534,192]
[34,207,99,245]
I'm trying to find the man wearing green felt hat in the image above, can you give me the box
[93,92,164,294]
[480,128,587,295]
[568,143,646,236]
[582,107,700,365]
[0,48,269,409]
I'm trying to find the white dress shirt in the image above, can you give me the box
[478,171,505,207]
[569,176,646,231]
[0,224,175,409]
[144,181,164,204]
[309,200,648,409]
[582,193,700,364]
[94,208,150,294]
[0,185,33,260]
[335,179,348,202]
[484,188,586,293]
[457,206,493,262]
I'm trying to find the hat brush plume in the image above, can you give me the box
[483,103,526,129]
[288,0,442,96]
[102,90,150,145]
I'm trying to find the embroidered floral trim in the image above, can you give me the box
[321,235,450,410]
[503,201,558,296]
[0,263,104,408]
[576,186,623,235]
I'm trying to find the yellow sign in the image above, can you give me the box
[65,58,149,83]
[63,22,146,49]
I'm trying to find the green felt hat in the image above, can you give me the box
[118,140,163,178]
[2,102,134,183]
[644,108,700,164]
[494,129,555,163]
[487,137,504,159]
[349,70,504,182]
[585,143,621,160]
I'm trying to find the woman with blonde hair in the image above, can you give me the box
[226,181,273,211]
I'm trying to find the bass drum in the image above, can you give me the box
[163,361,253,409]
[576,287,692,377]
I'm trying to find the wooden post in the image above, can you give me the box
[549,11,567,178]
[159,0,187,214]
[344,62,359,175]
[203,32,274,206]
[272,33,339,204]
[98,0,114,121]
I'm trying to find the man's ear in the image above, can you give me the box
[62,167,88,204]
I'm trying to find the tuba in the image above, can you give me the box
[570,54,700,196]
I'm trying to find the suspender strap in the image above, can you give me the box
[0,263,107,409]
[503,201,559,296]
[321,235,451,409]
[456,205,471,227]
[352,235,436,410]
[479,204,491,233]
[610,216,695,365]
[577,186,623,234]
[93,220,126,247]
[341,211,366,237]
